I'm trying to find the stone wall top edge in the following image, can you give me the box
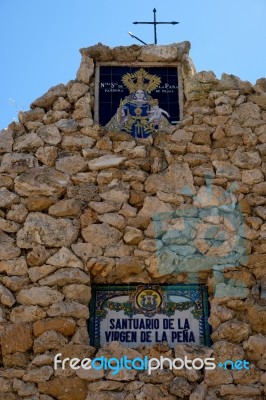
[79,41,191,63]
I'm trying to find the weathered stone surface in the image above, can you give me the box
[231,149,261,168]
[46,246,83,268]
[37,125,62,145]
[139,42,190,62]
[0,231,21,260]
[19,107,45,123]
[55,118,78,133]
[88,155,126,170]
[62,284,91,304]
[38,268,89,286]
[33,330,68,353]
[0,283,15,307]
[23,366,54,383]
[76,55,94,84]
[39,377,87,400]
[211,319,250,343]
[0,257,27,275]
[14,167,70,197]
[82,223,122,247]
[123,226,144,244]
[67,183,100,202]
[1,324,33,355]
[0,152,38,173]
[61,134,95,150]
[71,243,103,261]
[48,199,82,217]
[0,217,20,233]
[28,264,57,283]
[67,81,89,102]
[0,129,13,153]
[247,305,266,334]
[76,364,105,381]
[27,195,54,212]
[145,162,195,196]
[100,183,130,203]
[219,383,262,397]
[13,133,44,152]
[213,161,241,180]
[243,334,266,361]
[35,146,57,166]
[0,188,19,208]
[205,368,233,386]
[2,276,30,292]
[47,300,89,318]
[31,84,67,109]
[138,196,173,222]
[10,305,46,323]
[17,213,79,248]
[33,318,76,337]
[17,286,64,306]
[98,212,125,230]
[73,93,92,119]
[55,155,87,175]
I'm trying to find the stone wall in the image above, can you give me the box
[0,42,265,399]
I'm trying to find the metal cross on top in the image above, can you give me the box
[133,8,179,45]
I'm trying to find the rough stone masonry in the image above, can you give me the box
[0,42,265,399]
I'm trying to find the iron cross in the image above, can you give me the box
[133,8,179,45]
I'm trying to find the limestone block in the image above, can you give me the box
[138,196,173,222]
[82,223,122,247]
[13,378,37,397]
[48,199,82,217]
[242,169,264,185]
[17,213,79,248]
[213,161,241,180]
[61,134,95,150]
[247,305,266,334]
[71,243,103,262]
[47,300,89,318]
[10,305,46,323]
[0,188,19,208]
[33,330,68,353]
[76,55,94,84]
[53,96,71,110]
[115,256,145,278]
[0,152,38,174]
[13,133,44,152]
[55,118,78,133]
[23,366,54,383]
[0,129,13,153]
[123,226,144,245]
[0,217,20,233]
[67,82,89,103]
[38,268,89,286]
[99,183,130,203]
[76,364,105,381]
[1,324,33,355]
[2,276,30,292]
[205,368,233,387]
[31,84,67,109]
[37,125,62,145]
[62,284,91,304]
[33,318,76,337]
[7,204,28,223]
[19,107,45,123]
[145,162,195,196]
[46,247,83,269]
[55,155,87,175]
[0,257,27,275]
[0,231,21,260]
[219,384,262,397]
[17,286,64,307]
[28,265,57,283]
[88,154,126,170]
[0,283,15,307]
[39,377,87,400]
[27,195,54,212]
[73,93,92,119]
[139,42,190,62]
[98,213,125,230]
[14,167,70,197]
[255,206,266,220]
[211,319,250,343]
[231,149,261,168]
[35,146,57,166]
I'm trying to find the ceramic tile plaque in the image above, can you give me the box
[89,284,211,348]
[95,65,180,139]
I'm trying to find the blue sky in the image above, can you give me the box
[1,0,265,129]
